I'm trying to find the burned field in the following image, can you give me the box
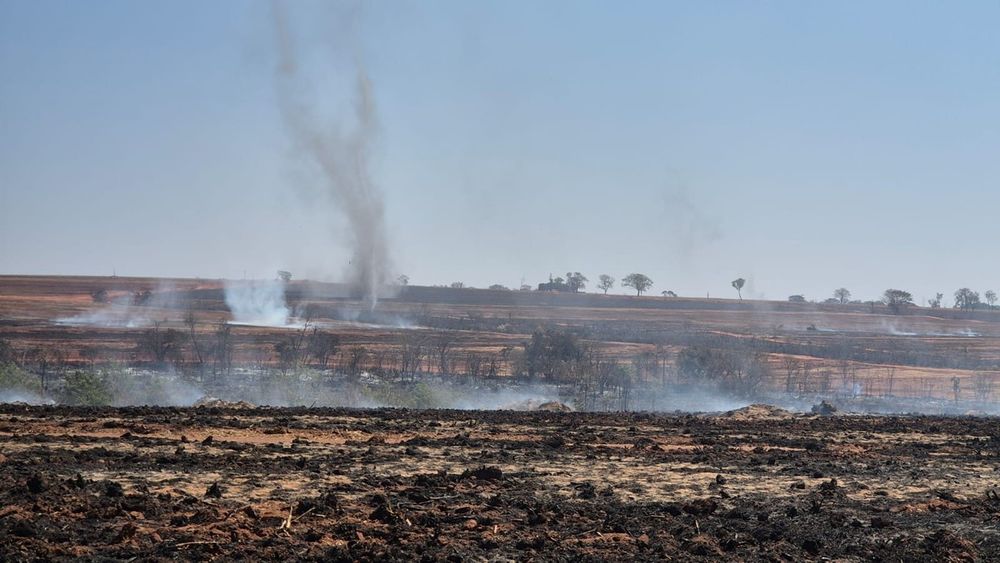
[6,275,1000,411]
[5,276,1000,560]
[3,404,1000,561]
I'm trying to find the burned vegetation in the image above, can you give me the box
[3,405,1000,561]
[5,276,1000,560]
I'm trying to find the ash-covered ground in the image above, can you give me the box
[2,404,999,561]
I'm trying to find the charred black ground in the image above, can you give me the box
[2,404,999,561]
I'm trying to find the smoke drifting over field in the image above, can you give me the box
[271,2,391,310]
[224,279,290,327]
[55,281,180,328]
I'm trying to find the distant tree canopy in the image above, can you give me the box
[450,282,465,289]
[788,295,806,303]
[396,274,409,286]
[882,289,914,314]
[662,290,677,298]
[928,292,944,308]
[538,273,586,292]
[954,288,981,311]
[277,270,292,282]
[986,290,997,308]
[732,278,746,300]
[565,272,588,292]
[522,328,586,380]
[622,273,653,296]
[488,284,510,291]
[833,288,851,304]
[597,275,615,295]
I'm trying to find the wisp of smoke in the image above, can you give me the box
[0,389,54,405]
[271,2,391,311]
[224,280,290,326]
[56,281,180,328]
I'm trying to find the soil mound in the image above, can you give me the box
[721,404,795,420]
[501,399,574,412]
[192,397,257,409]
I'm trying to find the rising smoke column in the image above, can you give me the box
[271,2,390,310]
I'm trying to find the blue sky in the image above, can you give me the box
[2,1,999,304]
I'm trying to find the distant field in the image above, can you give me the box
[2,275,1000,406]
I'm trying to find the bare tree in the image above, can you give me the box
[833,288,851,304]
[138,321,184,367]
[399,333,426,379]
[597,274,615,295]
[782,356,802,394]
[884,366,896,397]
[184,308,205,373]
[928,293,944,308]
[731,278,746,300]
[306,329,339,369]
[435,334,455,375]
[973,372,994,402]
[622,273,653,296]
[346,346,369,378]
[211,323,233,377]
[274,322,310,374]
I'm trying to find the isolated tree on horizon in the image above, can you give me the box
[954,288,981,311]
[565,272,588,293]
[662,290,677,298]
[597,274,615,295]
[833,288,851,304]
[985,290,997,309]
[731,278,746,301]
[622,273,653,296]
[883,289,914,314]
[928,292,944,308]
[396,274,409,286]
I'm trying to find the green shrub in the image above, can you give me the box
[0,362,41,394]
[61,370,114,406]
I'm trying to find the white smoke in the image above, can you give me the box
[56,281,180,328]
[271,2,391,311]
[224,279,290,326]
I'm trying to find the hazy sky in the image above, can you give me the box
[2,1,999,304]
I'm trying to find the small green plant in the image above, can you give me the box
[0,362,42,394]
[61,370,114,406]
